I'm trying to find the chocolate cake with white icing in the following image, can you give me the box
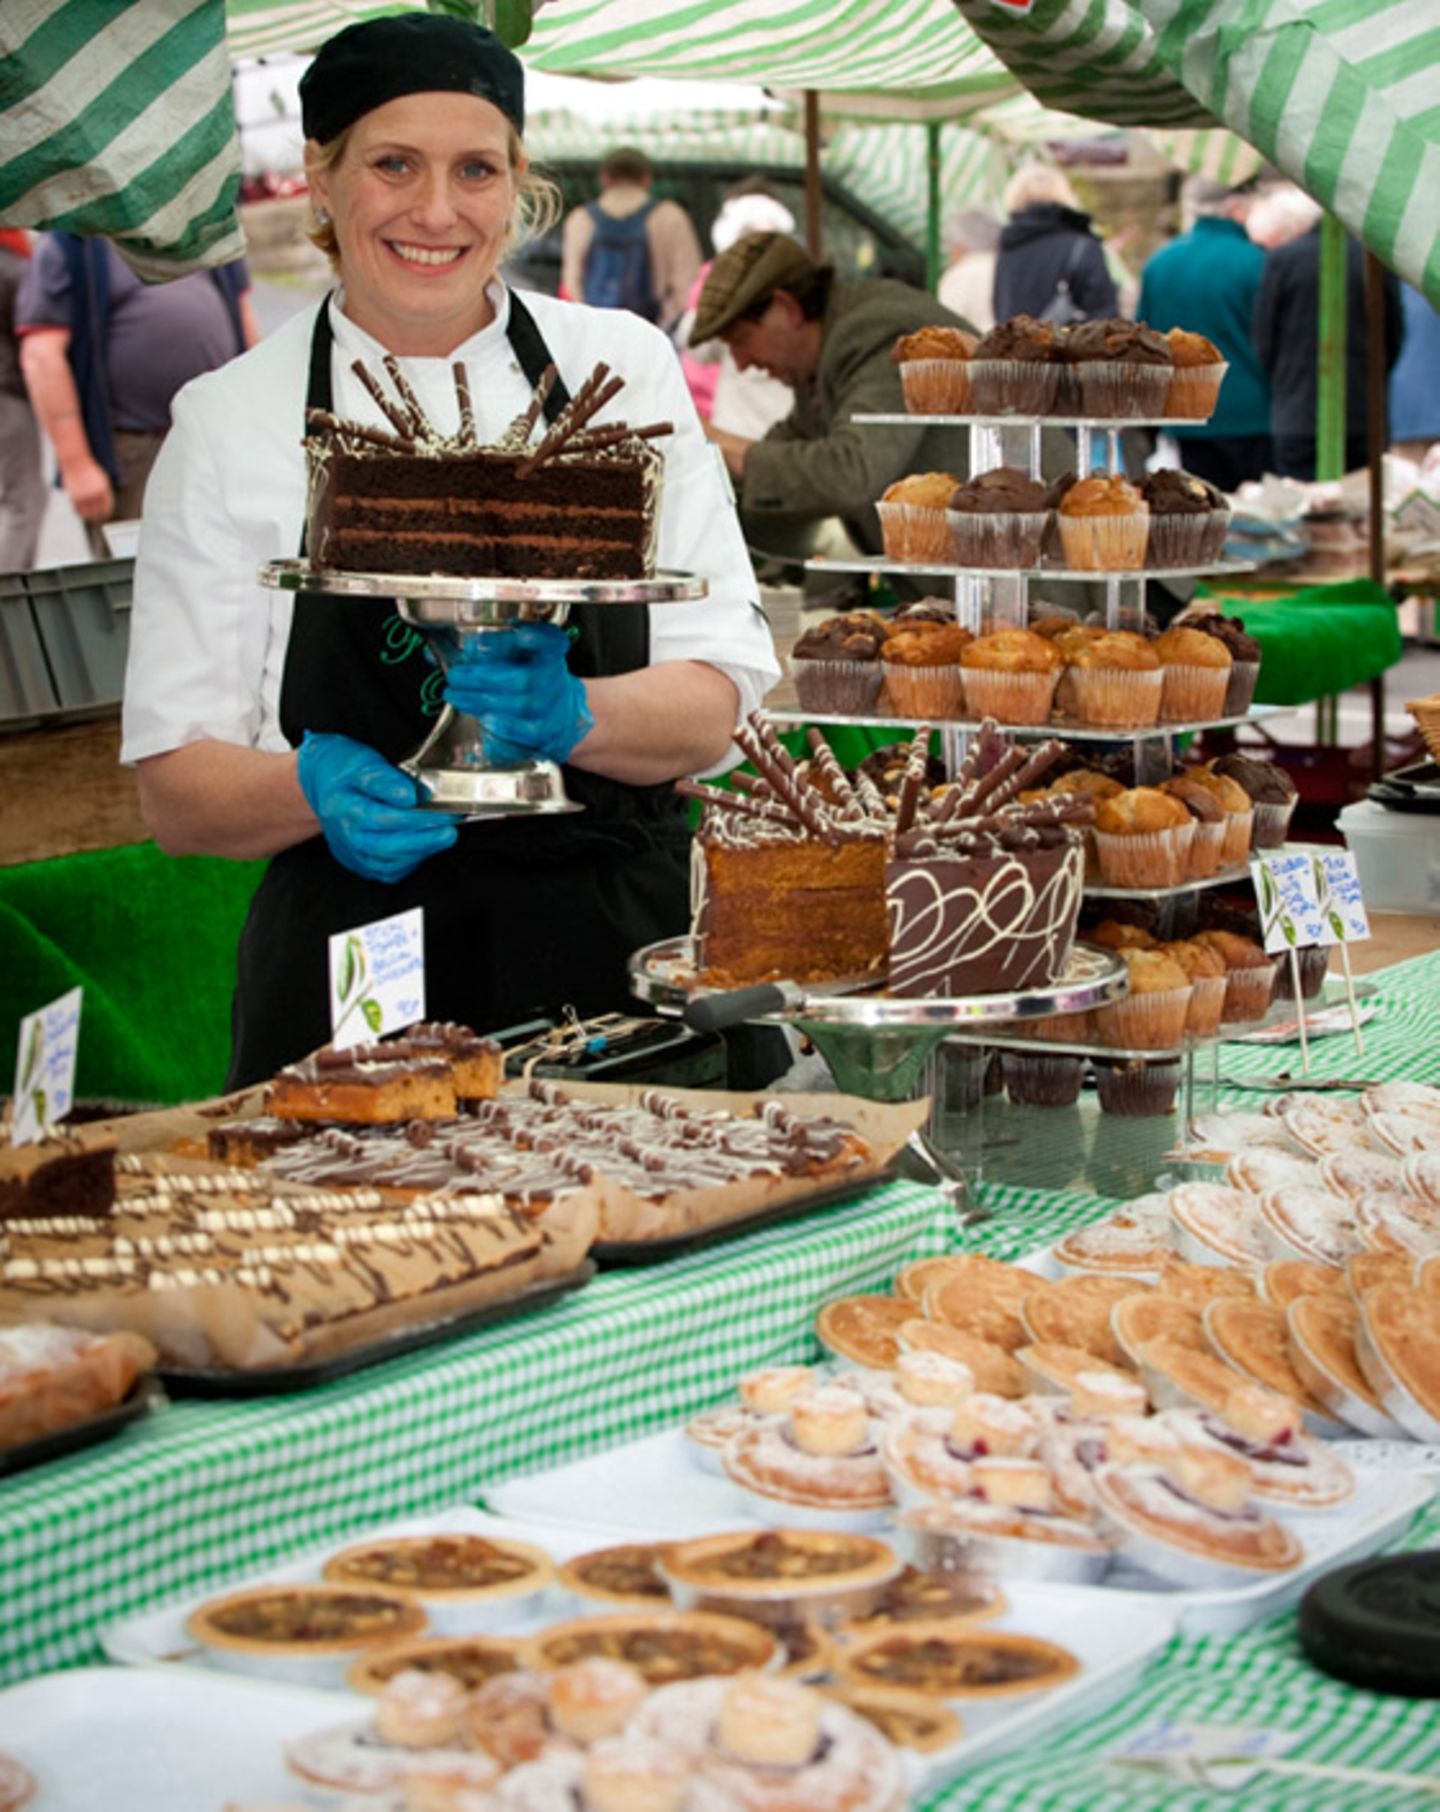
[305,357,668,580]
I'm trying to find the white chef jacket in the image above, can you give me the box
[121,284,779,769]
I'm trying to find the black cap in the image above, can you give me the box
[300,15,525,145]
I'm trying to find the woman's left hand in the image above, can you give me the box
[444,622,594,765]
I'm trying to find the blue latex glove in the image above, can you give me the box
[296,731,458,884]
[443,622,594,766]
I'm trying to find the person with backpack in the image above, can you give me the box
[16,233,256,556]
[992,164,1118,327]
[560,147,702,336]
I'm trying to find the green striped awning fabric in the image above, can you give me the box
[0,0,245,278]
[1149,126,1267,187]
[226,1,411,61]
[952,0,1440,308]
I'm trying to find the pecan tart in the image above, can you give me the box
[559,1542,674,1609]
[348,1631,522,1694]
[661,1528,900,1617]
[822,1682,963,1754]
[837,1622,1079,1704]
[187,1583,427,1681]
[322,1533,553,1630]
[521,1609,778,1685]
[1092,1453,1303,1588]
[1357,1283,1440,1441]
[840,1563,1006,1633]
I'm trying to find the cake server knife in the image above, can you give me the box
[682,977,874,1033]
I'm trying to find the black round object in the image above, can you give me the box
[1298,1552,1440,1697]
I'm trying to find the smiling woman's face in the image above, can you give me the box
[308,91,520,356]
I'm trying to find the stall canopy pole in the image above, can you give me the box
[1315,214,1349,483]
[925,121,943,294]
[1364,251,1388,587]
[804,91,823,260]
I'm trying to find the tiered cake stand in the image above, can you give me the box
[260,559,705,816]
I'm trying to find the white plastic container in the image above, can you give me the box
[1337,798,1440,912]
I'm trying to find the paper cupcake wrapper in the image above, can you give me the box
[1184,973,1228,1035]
[1002,1053,1084,1106]
[1273,944,1330,1001]
[1159,662,1231,723]
[1220,807,1254,868]
[882,660,965,720]
[1185,817,1228,879]
[1094,1058,1181,1117]
[1223,658,1260,718]
[1166,361,1229,422]
[1221,959,1279,1023]
[1250,797,1297,849]
[900,358,972,415]
[1145,508,1231,571]
[1072,362,1172,421]
[1092,820,1196,888]
[968,358,1061,416]
[1064,666,1163,729]
[1200,507,1233,564]
[1056,507,1150,572]
[1022,1008,1094,1043]
[1094,983,1192,1051]
[790,655,885,715]
[960,665,1060,727]
[945,509,1049,569]
[876,499,955,564]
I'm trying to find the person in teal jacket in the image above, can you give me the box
[1138,177,1272,492]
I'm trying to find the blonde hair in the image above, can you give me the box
[1003,164,1080,216]
[304,123,562,273]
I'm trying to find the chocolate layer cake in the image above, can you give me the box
[306,358,666,581]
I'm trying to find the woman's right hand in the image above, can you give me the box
[296,731,457,883]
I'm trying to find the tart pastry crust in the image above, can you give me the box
[815,1296,912,1369]
[348,1632,522,1694]
[559,1543,675,1607]
[836,1622,1079,1700]
[522,1610,779,1684]
[1093,1463,1303,1575]
[188,1583,426,1659]
[322,1533,553,1605]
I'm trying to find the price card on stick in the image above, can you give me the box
[1251,853,1326,1072]
[10,987,82,1145]
[1312,849,1371,1055]
[329,908,425,1048]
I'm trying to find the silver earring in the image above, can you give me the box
[315,206,329,226]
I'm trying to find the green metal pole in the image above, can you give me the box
[1315,213,1348,480]
[925,121,942,296]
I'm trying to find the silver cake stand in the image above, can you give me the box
[629,938,1127,1218]
[260,560,706,816]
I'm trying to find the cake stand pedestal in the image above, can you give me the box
[628,938,1126,1219]
[260,561,706,817]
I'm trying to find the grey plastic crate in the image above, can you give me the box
[23,558,133,711]
[0,571,59,725]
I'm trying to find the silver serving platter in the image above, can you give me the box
[260,558,706,623]
[629,936,1127,1030]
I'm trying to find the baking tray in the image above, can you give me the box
[154,1263,595,1397]
[591,1158,900,1265]
[0,1374,162,1478]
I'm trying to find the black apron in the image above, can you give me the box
[226,296,691,1088]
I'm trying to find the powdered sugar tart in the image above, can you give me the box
[286,1716,501,1799]
[627,1673,907,1812]
[1368,1113,1440,1160]
[1051,1194,1174,1274]
[1167,1183,1266,1268]
[1162,1385,1355,1511]
[1225,1149,1322,1196]
[1283,1292,1408,1439]
[880,1395,1040,1508]
[1255,1186,1362,1270]
[1404,1151,1440,1207]
[1320,1149,1408,1201]
[1365,1081,1440,1129]
[1356,1283,1440,1441]
[894,1488,1113,1586]
[723,1386,892,1524]
[1183,1112,1298,1162]
[1280,1097,1378,1159]
[1354,1191,1440,1259]
[1092,1455,1303,1590]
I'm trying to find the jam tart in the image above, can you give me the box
[467,1660,650,1766]
[1163,1383,1355,1510]
[896,1495,1113,1586]
[1093,1457,1303,1587]
[522,1609,779,1684]
[723,1390,892,1519]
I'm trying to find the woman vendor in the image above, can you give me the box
[121,15,779,1088]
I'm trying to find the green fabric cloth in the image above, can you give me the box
[0,843,262,1105]
[1197,579,1404,707]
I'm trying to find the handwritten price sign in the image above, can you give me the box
[1251,851,1327,954]
[329,908,425,1048]
[1312,850,1371,944]
[11,987,82,1145]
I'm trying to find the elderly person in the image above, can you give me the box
[937,208,999,333]
[121,15,778,1088]
[993,165,1118,325]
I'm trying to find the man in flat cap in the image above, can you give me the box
[692,232,977,566]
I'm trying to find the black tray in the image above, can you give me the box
[155,1263,595,1397]
[0,1374,163,1477]
[1368,758,1440,812]
[591,1162,899,1266]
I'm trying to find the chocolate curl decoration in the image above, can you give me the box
[728,770,774,797]
[851,767,889,819]
[517,363,558,443]
[382,354,432,439]
[988,738,1069,810]
[517,365,624,478]
[351,361,418,442]
[452,363,476,446]
[734,721,841,845]
[892,725,933,837]
[804,728,862,813]
[675,780,801,829]
[305,408,411,453]
[956,741,1032,819]
[568,421,673,453]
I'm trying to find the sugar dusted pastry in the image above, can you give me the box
[582,1737,695,1812]
[375,1668,469,1748]
[724,1391,891,1516]
[950,1391,1039,1458]
[972,1455,1054,1511]
[1092,1451,1303,1585]
[791,1385,869,1456]
[1167,1182,1266,1268]
[1165,1383,1355,1510]
[285,1718,501,1799]
[894,1349,973,1409]
[739,1365,816,1415]
[549,1658,649,1744]
[897,1319,1028,1397]
[1069,1367,1148,1420]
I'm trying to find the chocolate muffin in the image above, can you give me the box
[1142,470,1230,570]
[1061,319,1172,419]
[946,465,1050,568]
[1212,753,1298,848]
[969,316,1062,415]
[1188,613,1262,714]
[789,611,890,713]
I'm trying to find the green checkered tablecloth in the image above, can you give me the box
[0,1186,953,1684]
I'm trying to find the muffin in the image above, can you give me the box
[1142,470,1230,570]
[1029,607,1082,637]
[1272,944,1331,1001]
[789,612,890,713]
[891,325,977,414]
[1159,775,1227,878]
[1151,624,1232,722]
[1023,1009,1094,1044]
[1194,929,1279,1023]
[1212,753,1298,848]
[1002,1052,1085,1107]
[1187,613,1261,714]
[946,466,1050,568]
[1093,947,1192,1050]
[1165,329,1228,421]
[1046,769,1125,807]
[968,316,1063,415]
[877,471,962,563]
[1057,475,1149,571]
[1062,629,1162,729]
[959,628,1061,725]
[1185,764,1255,866]
[1094,1057,1182,1117]
[857,740,947,806]
[1086,918,1158,952]
[1092,786,1195,888]
[1061,318,1173,419]
[1162,937,1229,1035]
[881,623,972,719]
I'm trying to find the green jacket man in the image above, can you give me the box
[692,232,978,557]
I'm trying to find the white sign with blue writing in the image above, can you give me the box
[10,986,83,1145]
[1251,851,1327,955]
[329,908,425,1048]
[1109,1718,1302,1792]
[1312,849,1371,944]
